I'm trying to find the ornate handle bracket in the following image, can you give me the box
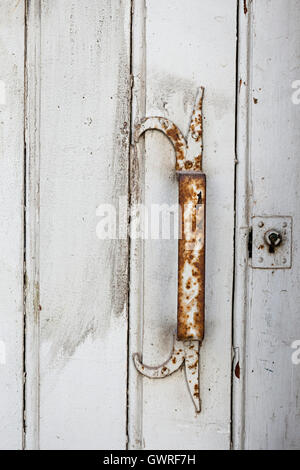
[133,87,205,413]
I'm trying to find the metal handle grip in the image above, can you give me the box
[177,172,206,341]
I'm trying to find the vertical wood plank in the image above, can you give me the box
[129,0,237,449]
[128,0,146,449]
[0,0,25,450]
[25,0,131,449]
[241,0,300,450]
[24,0,41,449]
[232,0,251,450]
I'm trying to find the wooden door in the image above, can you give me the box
[233,0,300,450]
[127,0,236,450]
[0,0,299,451]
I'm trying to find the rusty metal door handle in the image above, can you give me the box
[133,88,206,412]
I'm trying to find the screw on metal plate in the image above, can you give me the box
[251,216,292,269]
[133,88,205,413]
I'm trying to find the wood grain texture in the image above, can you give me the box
[241,0,300,450]
[0,0,25,450]
[128,0,237,449]
[232,0,251,450]
[24,0,42,449]
[127,0,146,448]
[25,0,131,449]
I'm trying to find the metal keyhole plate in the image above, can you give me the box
[252,216,292,269]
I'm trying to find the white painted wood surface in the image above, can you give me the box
[0,0,24,450]
[24,0,131,449]
[128,0,237,449]
[237,0,300,450]
[1,0,299,451]
[24,0,42,449]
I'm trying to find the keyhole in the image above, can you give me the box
[264,230,282,253]
[197,191,202,205]
[268,233,278,253]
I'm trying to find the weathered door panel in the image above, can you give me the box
[25,0,131,449]
[128,0,237,449]
[0,0,24,450]
[3,0,299,452]
[236,0,300,450]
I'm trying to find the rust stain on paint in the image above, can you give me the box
[235,361,240,379]
[188,359,199,370]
